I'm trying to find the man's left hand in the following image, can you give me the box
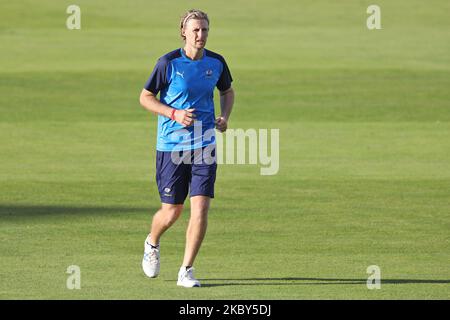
[215,116,228,132]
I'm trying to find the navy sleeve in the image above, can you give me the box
[144,58,170,95]
[216,58,233,92]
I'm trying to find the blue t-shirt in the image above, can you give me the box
[144,48,233,152]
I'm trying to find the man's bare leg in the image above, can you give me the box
[143,203,183,278]
[182,195,210,267]
[148,203,184,245]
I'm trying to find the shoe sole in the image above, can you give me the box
[177,282,201,288]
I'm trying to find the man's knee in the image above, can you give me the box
[160,204,183,226]
[190,196,210,212]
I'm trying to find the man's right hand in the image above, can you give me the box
[173,108,196,127]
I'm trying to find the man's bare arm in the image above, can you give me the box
[139,89,195,127]
[139,89,173,117]
[215,87,234,132]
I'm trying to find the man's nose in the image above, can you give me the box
[198,30,207,39]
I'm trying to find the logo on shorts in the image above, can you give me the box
[163,187,172,196]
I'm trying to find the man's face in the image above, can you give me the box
[183,18,209,49]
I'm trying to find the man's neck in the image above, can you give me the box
[183,47,204,61]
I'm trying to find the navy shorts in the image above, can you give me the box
[155,146,217,205]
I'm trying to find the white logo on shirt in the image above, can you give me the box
[176,71,184,79]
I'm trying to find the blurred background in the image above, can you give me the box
[0,0,449,299]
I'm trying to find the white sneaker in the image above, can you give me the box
[177,266,201,287]
[142,238,160,278]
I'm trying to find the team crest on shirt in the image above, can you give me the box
[205,69,213,77]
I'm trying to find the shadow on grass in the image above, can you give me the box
[193,277,450,287]
[0,204,154,218]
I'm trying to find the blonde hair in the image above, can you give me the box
[179,9,209,40]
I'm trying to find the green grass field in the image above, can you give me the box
[1,0,449,299]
